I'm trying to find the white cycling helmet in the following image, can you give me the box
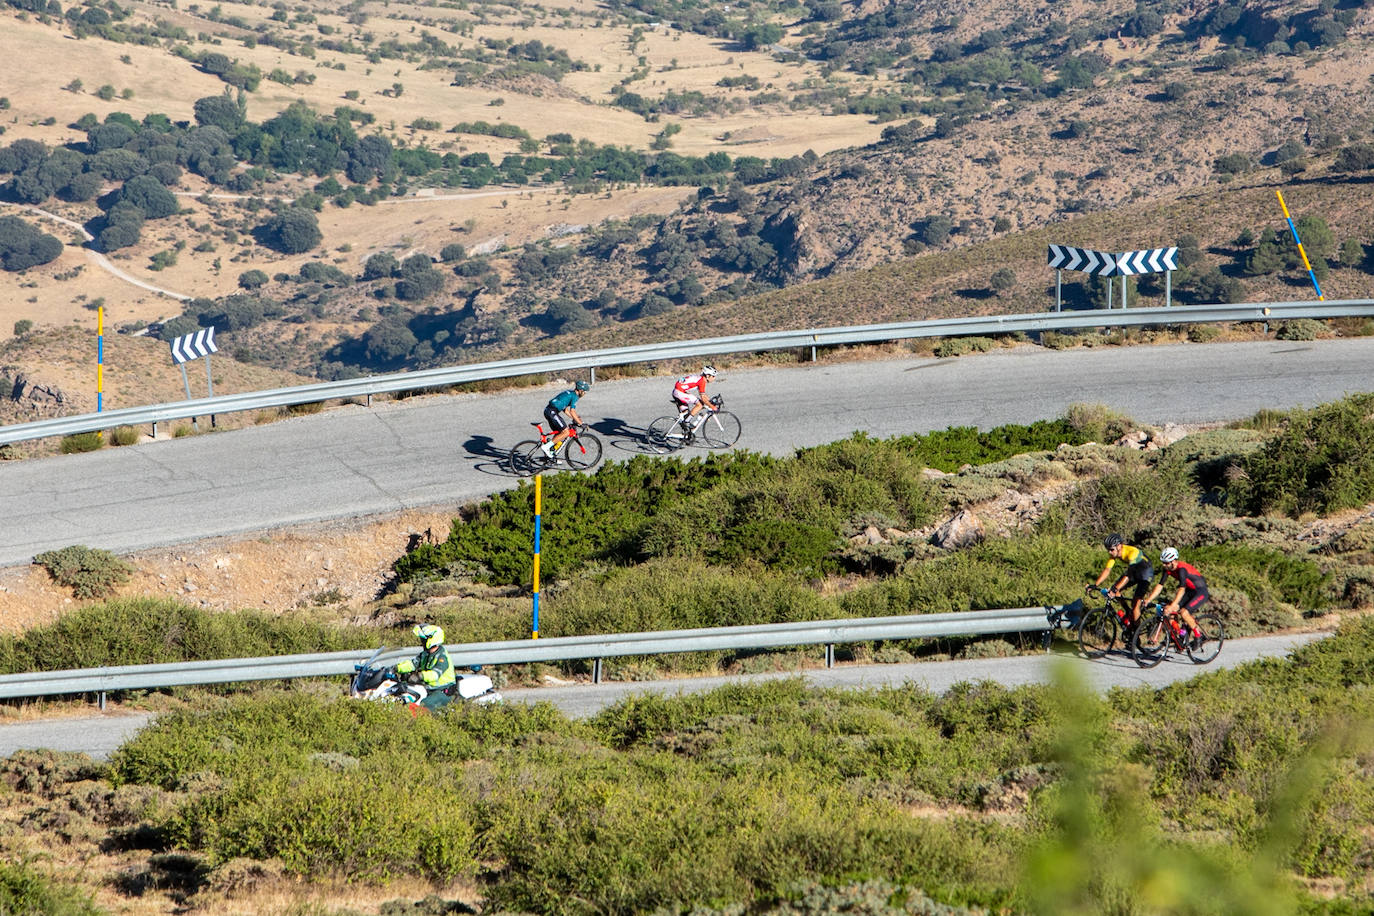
[702,365,717,377]
[1159,547,1179,564]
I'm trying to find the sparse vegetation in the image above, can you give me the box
[31,545,134,599]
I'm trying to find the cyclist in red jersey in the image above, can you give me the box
[672,365,717,427]
[1145,547,1206,643]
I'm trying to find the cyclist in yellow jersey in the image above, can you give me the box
[1088,532,1155,628]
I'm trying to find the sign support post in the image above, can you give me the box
[168,327,219,433]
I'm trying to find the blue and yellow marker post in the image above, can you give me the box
[1275,190,1325,301]
[97,306,105,433]
[531,473,542,639]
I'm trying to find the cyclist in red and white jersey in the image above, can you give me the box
[672,365,717,427]
[1145,547,1206,643]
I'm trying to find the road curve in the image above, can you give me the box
[0,631,1326,760]
[3,337,1372,567]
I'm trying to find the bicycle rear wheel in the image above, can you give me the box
[1130,611,1168,669]
[565,433,603,471]
[700,410,742,448]
[521,441,555,474]
[507,440,538,476]
[1076,607,1118,659]
[1187,613,1224,664]
[646,416,688,453]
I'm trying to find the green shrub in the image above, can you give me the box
[835,534,1100,619]
[60,431,104,453]
[1275,318,1328,341]
[547,559,830,644]
[0,859,102,916]
[109,425,140,446]
[1057,455,1199,543]
[1040,330,1081,350]
[32,545,134,599]
[1229,393,1374,516]
[1062,402,1134,443]
[933,336,994,358]
[0,598,374,673]
[1187,323,1222,342]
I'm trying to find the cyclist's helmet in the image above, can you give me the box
[1103,533,1124,551]
[1159,547,1179,564]
[702,365,717,378]
[574,380,590,392]
[413,623,445,651]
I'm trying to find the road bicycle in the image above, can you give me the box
[1076,586,1150,659]
[1129,603,1224,668]
[506,422,603,475]
[645,394,742,453]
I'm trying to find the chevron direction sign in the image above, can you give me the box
[1114,247,1178,276]
[1047,245,1118,276]
[169,327,217,364]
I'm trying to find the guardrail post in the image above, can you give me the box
[98,691,106,711]
[825,644,835,668]
[593,658,603,684]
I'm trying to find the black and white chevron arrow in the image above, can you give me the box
[169,327,217,364]
[1047,244,1118,276]
[1114,247,1179,275]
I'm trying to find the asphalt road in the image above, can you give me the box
[4,338,1373,566]
[0,631,1326,761]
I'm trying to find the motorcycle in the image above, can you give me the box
[349,647,503,707]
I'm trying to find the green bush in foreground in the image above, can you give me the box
[32,545,134,599]
[0,859,102,916]
[104,620,1374,913]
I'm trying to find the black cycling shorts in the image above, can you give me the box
[1126,561,1154,601]
[544,404,569,432]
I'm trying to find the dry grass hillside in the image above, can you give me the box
[1,0,1374,420]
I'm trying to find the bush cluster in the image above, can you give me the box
[1229,394,1374,517]
[98,618,1374,913]
[397,420,1102,589]
[31,545,133,600]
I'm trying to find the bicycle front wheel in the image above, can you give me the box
[701,410,742,448]
[1187,613,1225,664]
[566,433,603,471]
[646,416,688,453]
[1130,611,1168,669]
[507,440,538,476]
[1077,607,1118,659]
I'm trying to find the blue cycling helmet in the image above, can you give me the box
[574,380,590,392]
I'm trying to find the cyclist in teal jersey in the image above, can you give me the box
[541,380,589,456]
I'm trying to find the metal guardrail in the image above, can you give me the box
[3,299,1371,446]
[0,606,1061,700]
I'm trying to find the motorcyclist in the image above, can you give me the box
[393,623,457,710]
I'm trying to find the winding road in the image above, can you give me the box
[0,337,1367,757]
[4,337,1372,566]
